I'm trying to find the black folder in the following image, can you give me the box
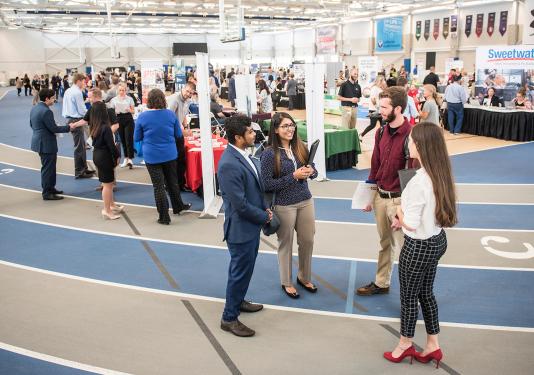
[307,139,320,165]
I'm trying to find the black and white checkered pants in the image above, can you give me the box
[399,229,447,338]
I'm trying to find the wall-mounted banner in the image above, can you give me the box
[500,11,508,36]
[443,17,450,39]
[415,21,422,40]
[451,15,458,33]
[316,26,337,55]
[376,17,403,51]
[424,19,431,40]
[522,1,534,44]
[476,45,534,69]
[433,19,440,40]
[477,15,486,38]
[487,12,496,36]
[465,15,473,38]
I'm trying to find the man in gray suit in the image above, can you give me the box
[30,89,76,200]
[285,73,297,110]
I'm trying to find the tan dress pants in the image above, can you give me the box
[341,106,357,129]
[275,198,315,286]
[373,194,404,288]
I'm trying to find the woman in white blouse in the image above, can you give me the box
[384,122,458,368]
[257,79,273,114]
[109,83,135,168]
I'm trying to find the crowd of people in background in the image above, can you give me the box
[21,61,461,369]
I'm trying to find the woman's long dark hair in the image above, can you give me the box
[88,102,110,139]
[411,122,457,228]
[267,112,308,178]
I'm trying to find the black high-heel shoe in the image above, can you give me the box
[173,203,192,215]
[297,277,318,293]
[281,285,299,299]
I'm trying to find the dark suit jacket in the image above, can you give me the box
[228,77,236,101]
[30,102,70,154]
[218,145,268,244]
[487,95,503,107]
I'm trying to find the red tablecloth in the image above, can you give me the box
[185,136,227,192]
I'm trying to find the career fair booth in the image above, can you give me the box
[444,45,534,142]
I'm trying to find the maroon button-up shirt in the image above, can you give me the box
[368,119,412,192]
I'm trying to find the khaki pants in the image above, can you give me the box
[341,106,357,129]
[275,199,315,286]
[373,194,404,288]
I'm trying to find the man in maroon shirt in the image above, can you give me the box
[357,86,411,296]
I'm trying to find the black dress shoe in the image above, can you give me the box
[173,203,192,215]
[43,194,64,201]
[297,277,318,293]
[75,171,94,179]
[51,189,63,195]
[157,219,170,225]
[220,319,255,337]
[240,300,263,313]
[356,282,389,296]
[282,285,299,299]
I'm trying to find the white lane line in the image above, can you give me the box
[1,184,533,235]
[2,183,534,232]
[0,183,210,216]
[3,145,534,187]
[312,195,534,206]
[0,90,13,102]
[1,213,533,272]
[1,259,533,333]
[0,341,132,375]
[0,159,153,186]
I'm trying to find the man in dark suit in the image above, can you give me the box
[227,72,236,108]
[218,115,272,337]
[30,88,75,200]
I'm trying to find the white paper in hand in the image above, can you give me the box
[351,182,377,209]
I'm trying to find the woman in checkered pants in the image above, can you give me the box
[383,122,458,368]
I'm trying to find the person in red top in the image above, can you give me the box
[357,86,412,296]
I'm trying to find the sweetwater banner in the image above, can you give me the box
[476,45,534,69]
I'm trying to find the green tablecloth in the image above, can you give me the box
[259,119,361,159]
[296,123,361,159]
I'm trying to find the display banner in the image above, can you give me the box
[522,0,534,44]
[376,17,403,51]
[443,17,450,39]
[433,19,439,40]
[424,20,430,40]
[358,56,379,91]
[316,26,337,55]
[487,12,496,36]
[140,59,164,104]
[500,11,508,36]
[475,45,534,102]
[476,14,484,38]
[465,15,473,38]
[415,21,422,40]
[476,45,534,69]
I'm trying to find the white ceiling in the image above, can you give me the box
[0,0,482,35]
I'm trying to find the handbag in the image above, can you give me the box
[262,192,280,236]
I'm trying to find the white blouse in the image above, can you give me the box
[400,168,442,240]
[110,95,134,114]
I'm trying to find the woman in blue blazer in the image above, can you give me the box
[134,89,191,224]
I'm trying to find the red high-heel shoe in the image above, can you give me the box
[383,345,415,364]
[414,348,443,368]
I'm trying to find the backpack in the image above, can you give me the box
[377,125,410,167]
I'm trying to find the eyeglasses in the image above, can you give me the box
[279,123,296,130]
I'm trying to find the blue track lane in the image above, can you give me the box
[2,162,534,230]
[2,90,534,183]
[1,216,533,328]
[0,349,97,375]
